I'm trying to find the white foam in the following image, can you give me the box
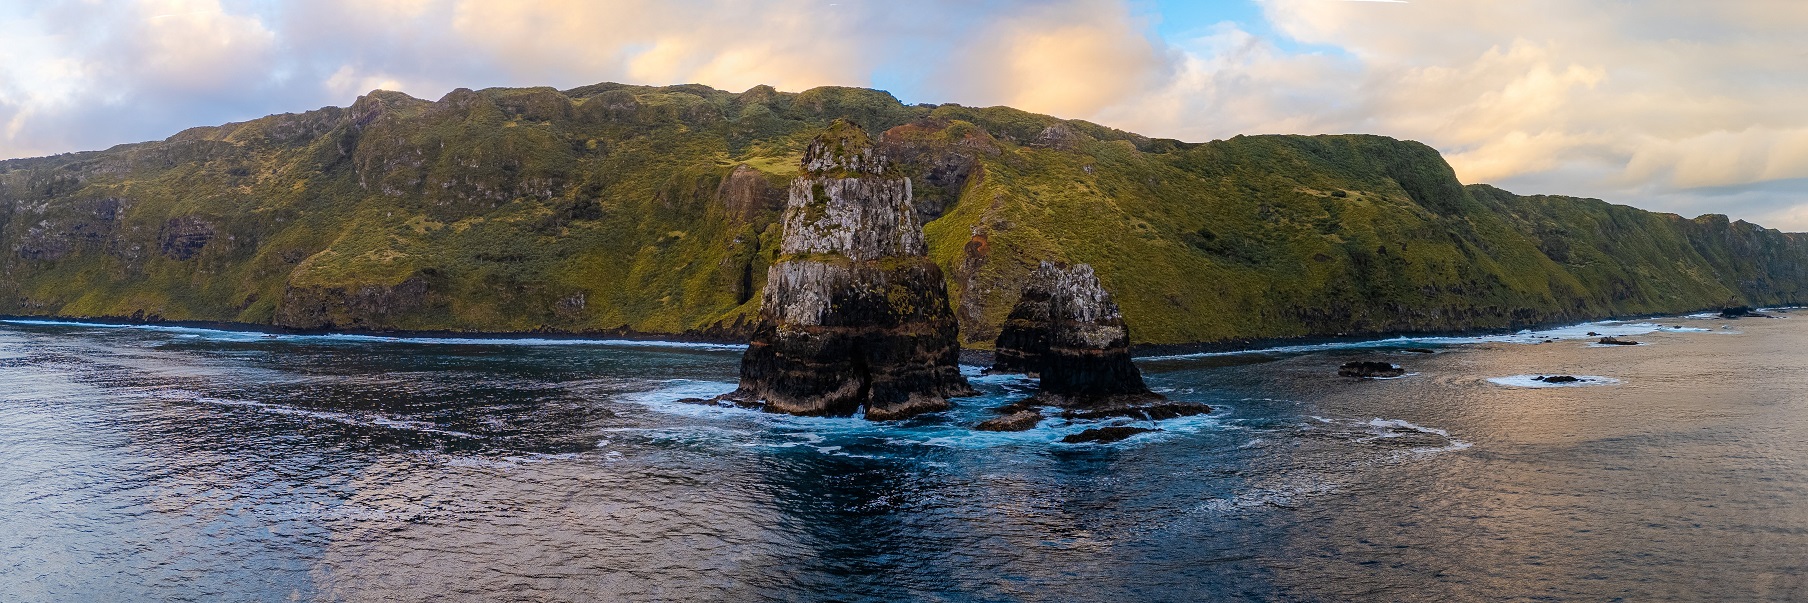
[1365,417,1449,437]
[1487,374,1621,388]
[617,378,1224,451]
[152,388,484,438]
[1195,477,1340,513]
[1142,317,1712,361]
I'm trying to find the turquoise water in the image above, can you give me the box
[0,314,1801,601]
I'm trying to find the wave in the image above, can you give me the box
[0,319,746,352]
[615,378,1224,452]
[146,388,485,438]
[1142,319,1715,362]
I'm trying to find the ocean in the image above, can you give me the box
[0,312,1802,601]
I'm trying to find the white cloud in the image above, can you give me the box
[1060,0,1808,228]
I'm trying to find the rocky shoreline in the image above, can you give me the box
[6,304,1789,357]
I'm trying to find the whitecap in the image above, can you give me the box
[153,388,484,438]
[0,318,746,351]
[1141,316,1715,362]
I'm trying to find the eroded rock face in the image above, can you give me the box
[992,261,1161,408]
[158,216,215,260]
[720,121,972,420]
[274,275,434,330]
[716,164,783,222]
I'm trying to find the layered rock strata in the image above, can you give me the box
[992,262,1167,408]
[718,121,973,420]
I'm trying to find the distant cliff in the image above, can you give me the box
[1,83,1802,345]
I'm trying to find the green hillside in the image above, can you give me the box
[1,83,1801,346]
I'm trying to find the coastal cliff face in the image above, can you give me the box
[993,262,1159,407]
[0,82,1804,345]
[723,122,972,420]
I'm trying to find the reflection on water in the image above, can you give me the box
[1,315,1806,601]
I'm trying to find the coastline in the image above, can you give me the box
[4,303,1789,362]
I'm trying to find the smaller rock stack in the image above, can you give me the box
[991,262,1165,408]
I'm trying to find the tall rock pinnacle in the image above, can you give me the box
[719,120,974,420]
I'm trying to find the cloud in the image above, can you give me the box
[0,0,1804,230]
[1068,0,1808,228]
[926,0,1172,118]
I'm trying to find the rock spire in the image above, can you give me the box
[992,261,1163,408]
[718,120,973,420]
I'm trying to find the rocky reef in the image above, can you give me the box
[1339,361,1406,379]
[715,121,973,420]
[992,262,1167,408]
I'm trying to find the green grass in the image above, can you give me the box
[0,83,1802,343]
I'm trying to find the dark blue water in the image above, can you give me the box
[1,315,1805,601]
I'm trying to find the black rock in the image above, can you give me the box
[1585,331,1600,336]
[1536,375,1581,383]
[1339,361,1405,379]
[975,410,1043,432]
[158,216,215,260]
[1062,402,1213,421]
[1401,348,1436,354]
[1061,426,1156,444]
[1721,306,1773,319]
[991,261,1162,408]
[715,121,973,421]
[1596,337,1639,345]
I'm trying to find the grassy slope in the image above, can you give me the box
[0,83,1801,345]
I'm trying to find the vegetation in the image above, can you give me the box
[1,83,1802,345]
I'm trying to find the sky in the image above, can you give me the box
[2,0,1806,229]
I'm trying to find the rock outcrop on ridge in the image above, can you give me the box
[716,121,973,420]
[992,262,1165,408]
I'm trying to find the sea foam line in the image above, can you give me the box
[1,319,746,351]
[1140,318,1712,361]
[148,388,485,438]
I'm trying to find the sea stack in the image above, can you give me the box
[992,262,1164,408]
[717,120,973,420]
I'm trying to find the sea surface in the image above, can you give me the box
[1,312,1804,602]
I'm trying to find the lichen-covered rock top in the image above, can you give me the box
[802,119,890,177]
[780,120,927,262]
[993,261,1158,408]
[779,178,924,261]
[1036,262,1123,337]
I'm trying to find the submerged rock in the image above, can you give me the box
[1061,426,1157,444]
[716,121,973,420]
[1596,337,1639,345]
[1536,375,1581,383]
[991,261,1162,408]
[1339,361,1405,379]
[1062,402,1213,421]
[1721,306,1773,319]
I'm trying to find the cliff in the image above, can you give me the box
[0,82,1802,345]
